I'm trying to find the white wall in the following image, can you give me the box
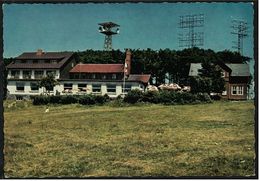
[7,80,145,98]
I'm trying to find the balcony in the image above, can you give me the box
[23,74,31,79]
[9,75,20,79]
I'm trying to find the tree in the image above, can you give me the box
[39,74,59,95]
[190,60,225,94]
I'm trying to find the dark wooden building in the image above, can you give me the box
[189,62,250,100]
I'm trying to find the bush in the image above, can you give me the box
[94,95,108,104]
[49,95,62,104]
[123,89,144,104]
[31,91,212,106]
[60,95,79,104]
[142,91,159,103]
[210,94,222,100]
[32,96,50,105]
[157,91,175,104]
[197,93,212,103]
[123,89,212,105]
[78,95,95,105]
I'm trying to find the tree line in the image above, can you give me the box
[75,47,250,85]
[3,47,251,98]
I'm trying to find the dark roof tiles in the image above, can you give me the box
[16,52,73,59]
[6,52,74,69]
[226,63,250,77]
[189,63,250,77]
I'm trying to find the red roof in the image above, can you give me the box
[70,64,124,73]
[128,74,151,84]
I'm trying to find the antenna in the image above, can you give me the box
[231,19,248,56]
[98,22,120,51]
[178,14,204,48]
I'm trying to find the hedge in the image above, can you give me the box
[32,94,109,105]
[123,90,212,105]
[32,91,212,106]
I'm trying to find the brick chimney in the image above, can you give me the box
[124,49,131,76]
[36,49,43,56]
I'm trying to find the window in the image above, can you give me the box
[92,84,101,93]
[73,74,79,79]
[35,71,44,79]
[11,70,20,79]
[16,82,25,91]
[102,74,106,80]
[45,60,50,63]
[78,84,87,92]
[122,84,132,93]
[231,86,243,95]
[30,82,39,91]
[23,70,31,79]
[112,74,117,80]
[33,60,38,64]
[221,71,225,77]
[64,83,73,90]
[46,70,56,77]
[91,74,96,79]
[107,84,116,93]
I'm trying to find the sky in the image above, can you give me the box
[3,3,254,72]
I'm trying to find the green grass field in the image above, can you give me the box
[4,100,255,177]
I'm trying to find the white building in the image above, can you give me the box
[6,49,151,99]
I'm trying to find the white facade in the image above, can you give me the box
[7,80,144,98]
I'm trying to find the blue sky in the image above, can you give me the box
[3,3,254,69]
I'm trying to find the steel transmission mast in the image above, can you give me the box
[98,22,120,51]
[178,14,204,48]
[231,19,248,56]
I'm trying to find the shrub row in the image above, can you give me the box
[123,89,212,104]
[32,94,109,105]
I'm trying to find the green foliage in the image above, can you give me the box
[123,90,212,105]
[78,95,95,105]
[190,76,212,94]
[49,95,62,104]
[32,94,110,106]
[190,60,225,94]
[32,96,50,105]
[60,95,79,104]
[39,74,59,94]
[142,91,159,103]
[74,48,249,86]
[94,95,108,104]
[123,89,144,104]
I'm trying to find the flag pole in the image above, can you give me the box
[123,61,126,96]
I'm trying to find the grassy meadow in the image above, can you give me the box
[4,100,255,177]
